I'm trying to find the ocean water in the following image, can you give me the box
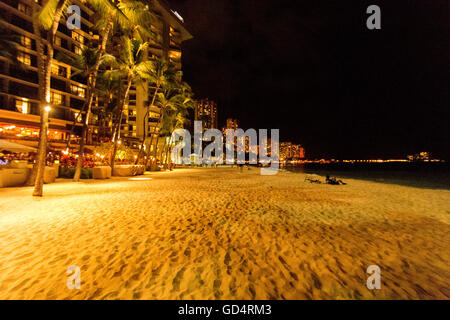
[284,162,450,190]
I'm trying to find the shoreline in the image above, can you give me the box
[282,165,450,191]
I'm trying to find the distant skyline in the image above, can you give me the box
[170,0,449,160]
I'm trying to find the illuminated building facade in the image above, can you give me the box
[407,152,432,162]
[221,118,239,136]
[132,0,192,152]
[194,99,218,130]
[0,0,192,152]
[222,119,257,155]
[0,0,94,150]
[279,142,305,161]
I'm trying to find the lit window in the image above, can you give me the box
[60,66,67,77]
[20,36,32,49]
[73,112,82,122]
[51,64,59,75]
[72,31,84,44]
[169,50,181,59]
[17,52,31,65]
[55,36,62,47]
[51,64,67,77]
[71,84,85,97]
[74,45,82,55]
[18,2,32,16]
[15,99,30,114]
[50,92,63,105]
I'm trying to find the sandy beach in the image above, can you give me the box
[0,167,449,300]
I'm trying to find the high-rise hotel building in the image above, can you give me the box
[194,99,218,131]
[279,142,305,160]
[222,118,238,135]
[0,0,192,151]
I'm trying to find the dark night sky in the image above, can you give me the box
[169,0,449,160]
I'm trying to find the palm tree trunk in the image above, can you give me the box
[159,138,167,162]
[66,18,114,152]
[165,137,173,169]
[135,83,160,164]
[73,122,87,181]
[109,115,120,166]
[153,135,161,163]
[73,21,113,181]
[33,2,66,197]
[64,102,87,151]
[161,139,168,168]
[26,2,46,186]
[111,77,133,172]
[110,122,120,171]
[144,107,165,168]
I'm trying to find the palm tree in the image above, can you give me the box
[56,43,103,146]
[32,0,70,196]
[0,17,19,62]
[144,82,193,167]
[31,0,154,190]
[30,0,126,194]
[159,103,191,168]
[135,58,179,164]
[70,43,115,181]
[94,72,124,141]
[25,0,50,186]
[103,37,152,171]
[71,0,155,181]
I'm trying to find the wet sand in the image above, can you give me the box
[0,167,449,299]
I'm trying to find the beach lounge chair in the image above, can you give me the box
[305,174,322,184]
[325,175,347,185]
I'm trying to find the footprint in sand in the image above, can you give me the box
[248,284,256,299]
[213,279,222,299]
[311,272,322,290]
[224,252,231,265]
[112,264,127,278]
[229,278,237,297]
[172,267,186,292]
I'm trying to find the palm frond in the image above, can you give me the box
[0,18,19,62]
[36,0,69,31]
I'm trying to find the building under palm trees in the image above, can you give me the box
[0,0,192,152]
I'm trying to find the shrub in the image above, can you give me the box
[59,167,92,179]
